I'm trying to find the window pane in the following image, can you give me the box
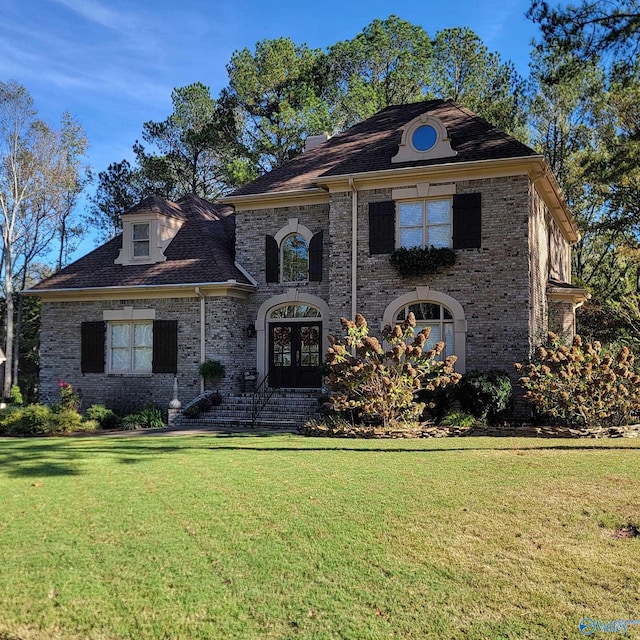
[427,200,450,225]
[111,324,130,348]
[424,323,441,351]
[282,234,308,282]
[427,224,451,248]
[270,305,320,319]
[399,202,422,227]
[443,307,453,320]
[133,241,150,257]
[133,224,149,240]
[400,228,423,248]
[133,347,152,371]
[444,322,454,358]
[408,303,440,320]
[134,323,152,347]
[111,348,129,370]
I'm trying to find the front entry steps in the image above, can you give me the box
[170,389,322,430]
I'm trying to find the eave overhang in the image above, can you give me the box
[23,280,256,303]
[221,155,579,244]
[220,187,329,212]
[547,284,591,305]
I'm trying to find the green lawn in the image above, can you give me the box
[0,433,639,640]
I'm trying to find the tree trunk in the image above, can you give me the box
[3,241,14,397]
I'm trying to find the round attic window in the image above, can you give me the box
[411,124,438,152]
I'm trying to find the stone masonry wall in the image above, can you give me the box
[39,295,249,411]
[328,176,535,375]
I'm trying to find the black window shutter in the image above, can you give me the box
[369,201,395,255]
[265,234,279,282]
[153,320,178,374]
[309,231,323,282]
[453,193,482,249]
[81,321,105,373]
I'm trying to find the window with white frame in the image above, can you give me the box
[132,223,150,258]
[281,233,309,282]
[395,302,454,359]
[108,322,153,373]
[398,198,452,249]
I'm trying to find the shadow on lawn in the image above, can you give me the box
[0,432,638,479]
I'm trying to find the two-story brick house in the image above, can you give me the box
[27,100,587,415]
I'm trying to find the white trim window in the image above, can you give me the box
[108,321,153,373]
[132,222,150,258]
[395,302,454,359]
[398,198,452,248]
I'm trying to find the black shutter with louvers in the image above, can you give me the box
[453,193,482,249]
[81,321,105,373]
[152,320,178,374]
[265,234,279,282]
[369,201,396,255]
[309,231,323,282]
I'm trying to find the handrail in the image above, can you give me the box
[250,368,281,427]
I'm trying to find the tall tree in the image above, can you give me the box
[223,37,333,174]
[134,82,237,200]
[0,81,76,395]
[528,1,640,71]
[54,112,90,270]
[88,159,145,241]
[429,27,527,137]
[326,16,433,127]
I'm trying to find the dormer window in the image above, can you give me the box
[132,223,150,258]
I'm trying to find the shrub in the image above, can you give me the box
[122,405,165,430]
[199,359,226,383]
[457,370,513,424]
[52,408,83,434]
[0,405,55,436]
[515,333,640,428]
[440,411,475,428]
[81,419,100,432]
[9,385,23,405]
[416,384,457,422]
[85,404,121,430]
[325,312,461,429]
[390,246,456,277]
[57,380,80,411]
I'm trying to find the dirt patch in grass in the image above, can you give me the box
[611,524,640,539]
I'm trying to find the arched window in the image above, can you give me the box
[281,233,309,283]
[395,302,454,359]
[269,304,321,319]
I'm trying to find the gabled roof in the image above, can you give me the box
[228,100,537,197]
[28,194,252,293]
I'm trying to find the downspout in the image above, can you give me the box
[349,178,358,320]
[195,287,206,394]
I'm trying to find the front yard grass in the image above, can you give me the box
[0,434,638,639]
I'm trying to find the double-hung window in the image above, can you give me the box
[398,198,452,249]
[132,223,150,258]
[109,322,153,373]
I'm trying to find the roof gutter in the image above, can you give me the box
[23,280,257,301]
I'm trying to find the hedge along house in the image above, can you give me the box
[27,100,588,414]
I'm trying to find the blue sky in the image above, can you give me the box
[1,0,544,259]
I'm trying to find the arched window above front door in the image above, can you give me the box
[269,304,321,319]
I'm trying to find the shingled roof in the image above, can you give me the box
[29,194,252,292]
[229,100,538,197]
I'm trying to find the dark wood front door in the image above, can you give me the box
[269,322,322,388]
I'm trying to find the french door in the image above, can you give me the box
[268,322,322,388]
